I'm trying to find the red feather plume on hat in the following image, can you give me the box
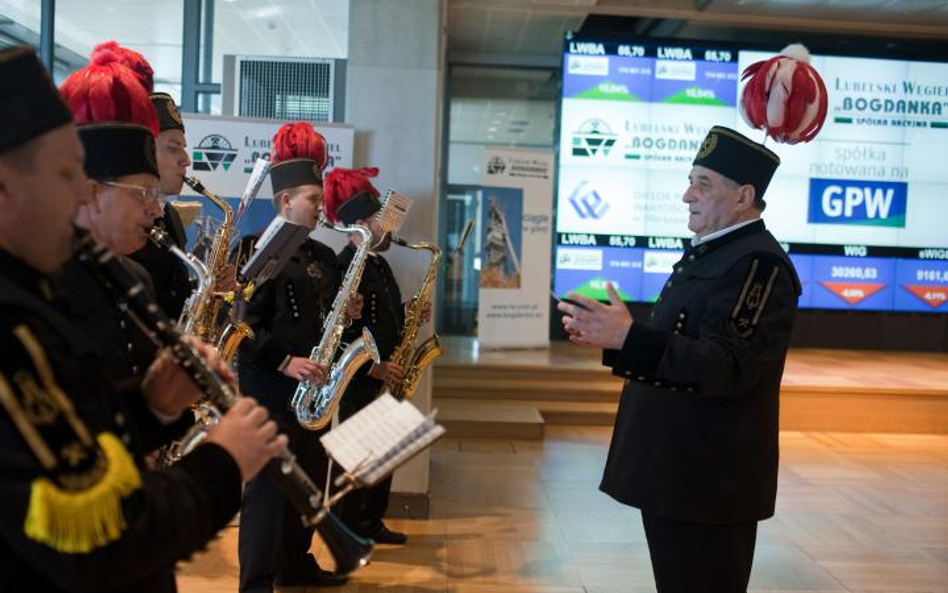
[60,46,159,136]
[91,41,154,93]
[272,122,329,170]
[323,167,380,224]
[740,44,828,144]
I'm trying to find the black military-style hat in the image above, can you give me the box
[149,92,185,133]
[334,191,381,226]
[78,123,159,179]
[270,157,324,195]
[0,46,73,153]
[693,126,780,202]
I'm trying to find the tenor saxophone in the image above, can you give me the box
[291,219,380,430]
[385,238,443,401]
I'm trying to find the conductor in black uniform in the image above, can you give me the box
[234,122,353,591]
[558,126,801,593]
[0,46,286,593]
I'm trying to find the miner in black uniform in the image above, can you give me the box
[103,40,236,326]
[325,167,424,546]
[52,49,167,387]
[0,45,286,593]
[91,41,196,321]
[558,126,801,593]
[234,122,353,591]
[128,91,194,320]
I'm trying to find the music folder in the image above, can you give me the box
[320,394,445,487]
[240,216,312,285]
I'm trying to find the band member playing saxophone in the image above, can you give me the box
[325,167,432,546]
[233,122,361,591]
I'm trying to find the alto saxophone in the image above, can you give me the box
[181,175,251,346]
[385,239,443,401]
[149,224,254,364]
[291,219,380,430]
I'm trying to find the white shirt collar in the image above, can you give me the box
[691,218,760,247]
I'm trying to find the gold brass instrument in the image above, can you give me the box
[384,238,443,401]
[291,218,380,430]
[217,310,254,364]
[181,176,236,341]
[149,224,254,364]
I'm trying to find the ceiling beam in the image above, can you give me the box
[449,0,948,40]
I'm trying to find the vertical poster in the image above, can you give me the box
[477,148,554,349]
[480,187,523,289]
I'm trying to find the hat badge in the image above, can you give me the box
[168,101,183,125]
[696,132,717,159]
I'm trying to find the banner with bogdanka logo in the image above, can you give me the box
[477,148,553,349]
[178,114,354,236]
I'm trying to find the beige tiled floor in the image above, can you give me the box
[177,425,948,593]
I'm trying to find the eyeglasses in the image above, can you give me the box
[96,180,165,206]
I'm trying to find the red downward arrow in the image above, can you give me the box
[821,282,886,305]
[903,285,948,309]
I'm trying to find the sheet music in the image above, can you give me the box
[320,394,445,486]
[377,190,413,235]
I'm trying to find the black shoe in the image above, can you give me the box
[273,567,348,588]
[367,524,407,545]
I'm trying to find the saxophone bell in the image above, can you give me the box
[291,223,378,430]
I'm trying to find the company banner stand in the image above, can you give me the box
[477,148,554,349]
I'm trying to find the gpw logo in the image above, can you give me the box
[567,181,609,219]
[808,178,907,228]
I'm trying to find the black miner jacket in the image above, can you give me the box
[599,220,801,524]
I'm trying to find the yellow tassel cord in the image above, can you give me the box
[24,432,142,553]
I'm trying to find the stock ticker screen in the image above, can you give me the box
[553,35,948,313]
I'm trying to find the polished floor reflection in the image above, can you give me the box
[178,426,948,593]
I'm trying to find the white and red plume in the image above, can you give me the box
[739,44,828,144]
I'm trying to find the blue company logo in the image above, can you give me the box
[808,178,907,228]
[568,181,610,219]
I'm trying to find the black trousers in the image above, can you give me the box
[641,512,758,593]
[335,392,393,536]
[237,365,331,593]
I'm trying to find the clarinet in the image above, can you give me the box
[73,228,373,575]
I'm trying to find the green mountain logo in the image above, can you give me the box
[193,134,238,172]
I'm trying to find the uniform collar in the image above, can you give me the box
[686,219,766,260]
[691,218,761,247]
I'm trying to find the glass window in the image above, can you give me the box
[439,64,559,335]
[53,0,184,86]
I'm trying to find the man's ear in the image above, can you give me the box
[86,181,103,213]
[278,191,293,212]
[735,184,756,212]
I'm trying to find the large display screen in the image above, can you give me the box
[553,36,948,313]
